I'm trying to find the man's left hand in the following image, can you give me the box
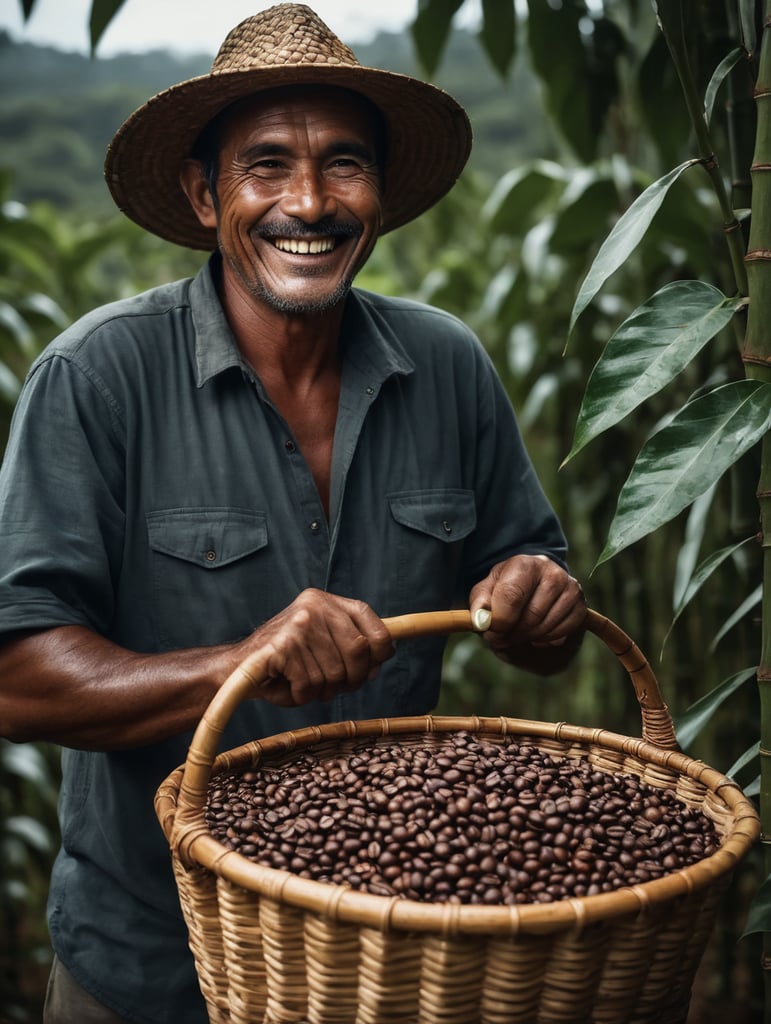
[469,554,587,673]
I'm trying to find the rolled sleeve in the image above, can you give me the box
[0,354,126,641]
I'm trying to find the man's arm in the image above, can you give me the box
[0,589,394,751]
[469,553,587,675]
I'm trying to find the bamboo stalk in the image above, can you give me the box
[744,3,771,1017]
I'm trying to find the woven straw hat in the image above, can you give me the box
[104,3,472,250]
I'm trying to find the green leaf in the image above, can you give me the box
[672,483,717,609]
[89,0,128,54]
[482,161,567,236]
[411,0,465,76]
[5,815,51,853]
[738,0,758,58]
[638,31,691,168]
[665,535,756,653]
[709,583,762,652]
[549,174,619,255]
[674,667,757,750]
[743,775,760,798]
[742,873,771,939]
[596,381,771,566]
[565,281,738,462]
[526,0,597,164]
[704,47,745,125]
[0,299,34,348]
[479,0,517,77]
[568,160,699,338]
[1,740,50,787]
[726,741,759,780]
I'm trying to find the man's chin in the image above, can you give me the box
[256,279,353,315]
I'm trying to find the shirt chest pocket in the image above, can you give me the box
[146,507,269,649]
[386,489,476,612]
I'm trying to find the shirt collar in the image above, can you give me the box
[190,257,245,387]
[189,256,415,390]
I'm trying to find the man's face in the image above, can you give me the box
[204,86,383,316]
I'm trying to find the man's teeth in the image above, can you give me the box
[273,238,336,254]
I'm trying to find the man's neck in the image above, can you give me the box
[217,264,346,388]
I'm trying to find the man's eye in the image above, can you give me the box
[327,158,364,176]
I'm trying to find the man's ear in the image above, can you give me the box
[179,159,218,229]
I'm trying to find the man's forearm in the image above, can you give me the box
[0,625,238,751]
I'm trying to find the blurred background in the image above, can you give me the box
[0,1,764,1020]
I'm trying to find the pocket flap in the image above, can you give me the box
[146,507,268,568]
[388,489,476,542]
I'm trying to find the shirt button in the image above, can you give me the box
[366,386,375,395]
[205,550,217,562]
[285,440,296,452]
[442,520,452,534]
[309,520,321,533]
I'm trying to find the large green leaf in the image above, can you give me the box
[411,0,465,76]
[674,666,757,750]
[565,281,738,463]
[568,160,699,338]
[479,0,517,77]
[596,380,771,566]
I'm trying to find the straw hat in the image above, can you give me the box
[104,3,472,250]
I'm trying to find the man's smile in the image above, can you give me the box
[271,236,338,254]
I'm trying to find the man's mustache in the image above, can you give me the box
[255,218,362,240]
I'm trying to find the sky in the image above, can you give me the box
[0,0,481,56]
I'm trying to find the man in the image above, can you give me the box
[0,5,586,1022]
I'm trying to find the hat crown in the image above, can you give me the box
[212,3,360,74]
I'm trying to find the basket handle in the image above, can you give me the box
[172,608,676,830]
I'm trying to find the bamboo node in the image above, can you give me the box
[744,249,771,261]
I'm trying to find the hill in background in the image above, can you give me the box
[0,26,555,216]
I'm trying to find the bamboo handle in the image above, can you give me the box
[172,608,676,833]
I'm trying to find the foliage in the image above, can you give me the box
[5,0,770,1019]
[0,740,59,1022]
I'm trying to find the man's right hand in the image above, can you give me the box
[233,588,395,707]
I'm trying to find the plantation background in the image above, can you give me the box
[0,3,765,1021]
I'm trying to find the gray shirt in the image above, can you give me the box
[0,257,567,1022]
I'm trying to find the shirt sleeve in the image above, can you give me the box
[0,353,126,642]
[461,341,568,588]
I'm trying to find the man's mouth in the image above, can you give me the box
[272,237,337,255]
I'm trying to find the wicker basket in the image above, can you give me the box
[155,610,759,1024]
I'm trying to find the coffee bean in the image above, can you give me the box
[205,732,720,907]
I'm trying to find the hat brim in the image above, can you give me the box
[104,65,472,250]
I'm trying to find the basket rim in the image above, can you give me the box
[155,713,760,937]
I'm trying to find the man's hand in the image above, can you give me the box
[469,555,586,673]
[237,589,395,707]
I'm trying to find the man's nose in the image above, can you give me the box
[280,165,337,223]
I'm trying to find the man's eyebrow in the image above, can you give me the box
[238,140,376,164]
[239,142,292,163]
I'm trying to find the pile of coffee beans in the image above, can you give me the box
[205,731,720,905]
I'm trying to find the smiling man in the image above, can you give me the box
[0,5,586,1022]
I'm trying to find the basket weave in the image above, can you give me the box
[155,610,759,1023]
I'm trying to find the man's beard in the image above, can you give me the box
[251,273,355,315]
[233,216,363,314]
